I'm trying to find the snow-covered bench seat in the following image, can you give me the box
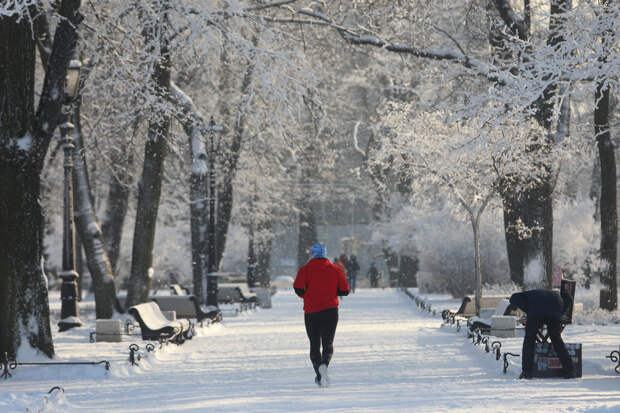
[467,299,522,337]
[128,302,194,343]
[151,295,221,325]
[236,284,257,306]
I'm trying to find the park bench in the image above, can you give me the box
[128,302,194,344]
[236,284,257,307]
[217,283,257,311]
[151,295,221,325]
[443,294,509,321]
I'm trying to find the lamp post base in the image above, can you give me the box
[206,272,219,308]
[58,316,83,332]
[58,270,81,332]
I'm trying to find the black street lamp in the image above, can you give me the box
[205,116,223,308]
[58,59,83,332]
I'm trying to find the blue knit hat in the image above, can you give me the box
[310,243,327,259]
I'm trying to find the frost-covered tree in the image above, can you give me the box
[71,0,318,306]
[373,106,549,310]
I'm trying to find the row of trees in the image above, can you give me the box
[0,0,340,359]
[0,0,617,359]
[252,0,618,312]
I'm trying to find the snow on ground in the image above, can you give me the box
[2,288,620,412]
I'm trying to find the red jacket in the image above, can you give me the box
[294,258,350,314]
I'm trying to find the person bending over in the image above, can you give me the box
[294,243,350,386]
[509,288,576,379]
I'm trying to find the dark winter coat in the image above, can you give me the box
[509,289,572,320]
[347,256,360,275]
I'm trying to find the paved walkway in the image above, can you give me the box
[2,289,620,412]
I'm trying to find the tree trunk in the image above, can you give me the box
[399,255,418,287]
[520,176,554,289]
[168,83,210,305]
[0,164,54,359]
[489,0,569,290]
[190,167,208,303]
[1,0,82,359]
[216,179,233,270]
[590,152,601,222]
[126,9,171,308]
[297,194,318,268]
[72,102,117,318]
[498,174,527,287]
[501,191,525,286]
[247,225,257,288]
[0,27,48,355]
[75,229,84,300]
[126,121,169,307]
[487,6,528,289]
[471,215,482,315]
[595,6,617,309]
[215,47,232,269]
[256,223,273,288]
[518,0,570,290]
[215,35,258,269]
[101,120,136,273]
[100,161,132,272]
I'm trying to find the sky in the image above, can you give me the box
[2,288,620,412]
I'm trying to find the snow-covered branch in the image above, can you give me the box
[0,0,37,18]
[168,82,208,175]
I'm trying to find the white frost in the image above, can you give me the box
[13,132,32,152]
[524,255,545,288]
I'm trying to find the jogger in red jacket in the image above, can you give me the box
[294,243,350,386]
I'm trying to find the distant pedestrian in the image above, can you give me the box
[368,262,381,288]
[294,243,350,387]
[347,255,360,293]
[509,288,576,379]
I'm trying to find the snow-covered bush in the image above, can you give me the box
[372,196,509,297]
[415,205,509,297]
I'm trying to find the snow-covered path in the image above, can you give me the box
[3,289,620,412]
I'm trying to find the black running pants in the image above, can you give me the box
[304,307,339,374]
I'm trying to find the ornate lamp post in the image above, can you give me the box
[58,59,83,332]
[205,116,223,308]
